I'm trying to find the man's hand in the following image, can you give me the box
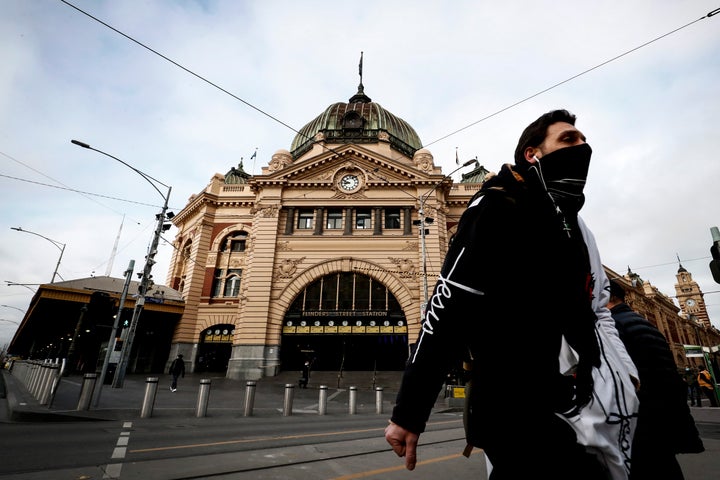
[385,421,420,471]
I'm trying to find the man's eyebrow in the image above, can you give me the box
[560,128,586,142]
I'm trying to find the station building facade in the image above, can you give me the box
[164,84,488,380]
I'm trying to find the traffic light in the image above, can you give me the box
[710,226,720,284]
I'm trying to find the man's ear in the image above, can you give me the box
[524,147,538,163]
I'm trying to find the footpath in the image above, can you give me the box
[0,368,427,422]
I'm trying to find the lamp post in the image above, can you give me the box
[10,227,66,283]
[4,281,38,293]
[72,139,173,388]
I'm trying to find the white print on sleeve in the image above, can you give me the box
[411,248,484,364]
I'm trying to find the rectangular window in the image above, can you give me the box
[354,274,370,309]
[297,209,314,229]
[321,274,338,310]
[230,238,246,252]
[371,281,387,310]
[338,272,354,309]
[385,208,401,229]
[224,269,242,297]
[211,269,224,297]
[305,280,321,310]
[355,208,372,229]
[326,209,343,229]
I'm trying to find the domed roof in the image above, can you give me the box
[224,161,251,184]
[290,84,422,159]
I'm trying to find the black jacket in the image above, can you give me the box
[170,357,185,377]
[391,164,601,447]
[610,302,703,455]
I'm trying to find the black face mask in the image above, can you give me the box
[529,143,592,213]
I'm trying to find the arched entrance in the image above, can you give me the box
[197,324,233,372]
[281,272,408,372]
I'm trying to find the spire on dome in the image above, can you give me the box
[349,51,371,103]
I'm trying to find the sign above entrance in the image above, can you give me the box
[284,311,406,334]
[283,324,407,334]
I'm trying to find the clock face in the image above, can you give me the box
[686,298,697,307]
[339,174,360,191]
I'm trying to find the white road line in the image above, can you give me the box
[103,463,123,479]
[103,421,132,478]
[111,447,127,459]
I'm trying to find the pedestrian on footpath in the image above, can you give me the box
[607,279,703,480]
[299,360,311,388]
[169,354,185,392]
[698,364,719,407]
[385,109,639,480]
[684,365,702,407]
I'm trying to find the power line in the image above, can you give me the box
[59,0,301,139]
[423,8,718,147]
[60,1,719,151]
[0,172,168,209]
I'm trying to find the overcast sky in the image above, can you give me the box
[2,0,719,347]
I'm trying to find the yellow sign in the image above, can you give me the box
[452,387,466,398]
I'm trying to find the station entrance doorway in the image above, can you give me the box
[280,271,409,372]
[196,324,233,373]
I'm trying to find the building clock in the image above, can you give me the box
[686,298,697,308]
[339,174,360,191]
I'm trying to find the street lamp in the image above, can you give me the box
[72,139,173,388]
[10,227,66,283]
[4,281,38,293]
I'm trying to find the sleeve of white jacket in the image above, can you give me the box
[577,216,638,379]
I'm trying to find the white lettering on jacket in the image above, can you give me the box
[411,248,484,363]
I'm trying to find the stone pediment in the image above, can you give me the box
[255,145,432,189]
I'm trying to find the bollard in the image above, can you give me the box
[349,386,358,415]
[196,378,212,418]
[76,373,98,411]
[243,381,257,417]
[283,383,295,416]
[140,377,159,418]
[375,386,384,414]
[318,385,328,415]
[28,362,42,398]
[35,362,52,401]
[39,363,60,405]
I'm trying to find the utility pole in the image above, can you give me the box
[94,260,134,406]
[72,139,173,388]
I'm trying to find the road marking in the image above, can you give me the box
[111,447,126,459]
[329,449,484,479]
[130,419,462,453]
[103,421,132,479]
[104,463,122,479]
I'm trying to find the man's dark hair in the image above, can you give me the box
[609,279,626,302]
[514,109,577,168]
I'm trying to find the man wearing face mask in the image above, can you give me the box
[385,110,639,479]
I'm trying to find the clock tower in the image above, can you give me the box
[674,262,711,328]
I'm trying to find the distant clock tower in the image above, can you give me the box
[674,262,711,328]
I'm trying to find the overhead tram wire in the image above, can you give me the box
[0,171,170,210]
[61,1,719,151]
[422,7,720,148]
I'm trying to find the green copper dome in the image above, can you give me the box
[290,85,422,159]
[224,161,251,184]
